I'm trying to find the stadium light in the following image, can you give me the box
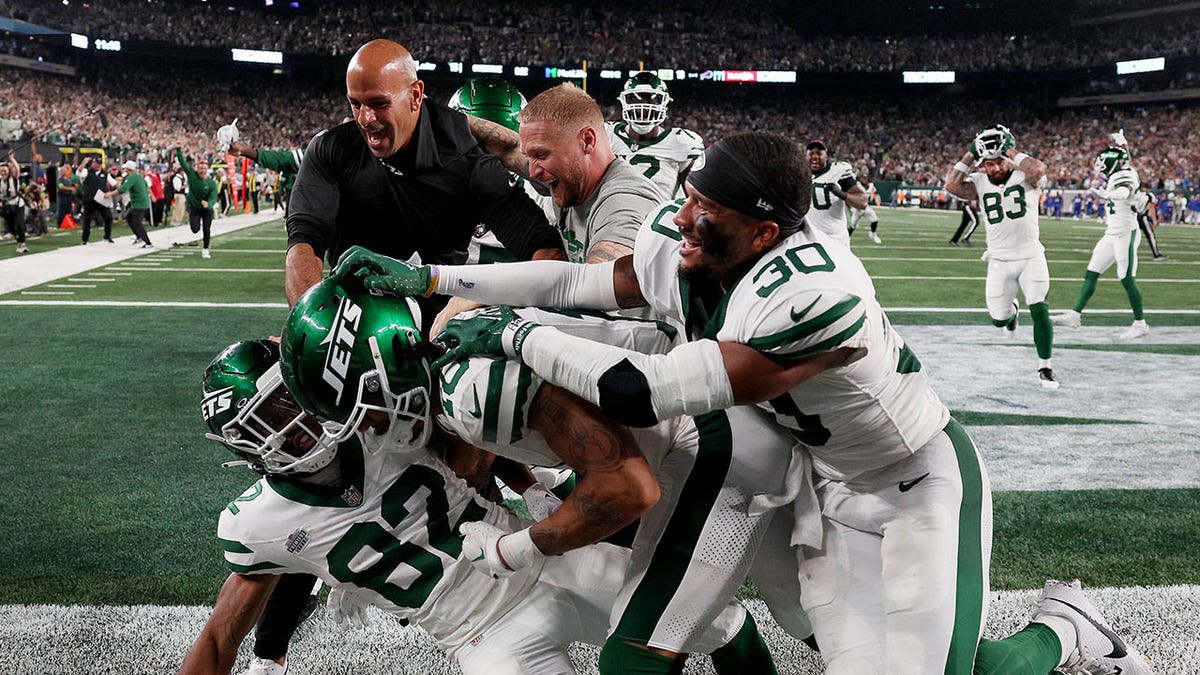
[1116,57,1165,74]
[70,33,88,49]
[903,70,955,83]
[231,48,283,64]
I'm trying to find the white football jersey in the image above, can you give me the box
[807,161,856,246]
[967,169,1044,260]
[436,308,689,471]
[1102,168,1141,236]
[850,182,876,212]
[217,435,538,658]
[606,121,704,199]
[633,202,950,481]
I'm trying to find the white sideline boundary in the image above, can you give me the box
[0,212,282,295]
[0,587,1196,674]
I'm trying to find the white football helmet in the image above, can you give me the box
[620,72,671,135]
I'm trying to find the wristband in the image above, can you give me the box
[424,266,439,296]
[496,527,546,570]
[501,318,539,358]
[1013,152,1031,165]
[954,161,972,175]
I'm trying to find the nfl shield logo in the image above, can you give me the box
[342,485,363,506]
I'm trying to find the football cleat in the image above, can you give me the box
[1120,320,1150,340]
[1052,310,1082,329]
[237,657,288,675]
[869,232,882,244]
[1038,368,1060,390]
[1005,300,1020,332]
[202,248,212,259]
[1033,580,1151,675]
[16,243,28,253]
[1152,255,1168,261]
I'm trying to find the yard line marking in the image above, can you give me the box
[0,300,288,308]
[19,291,75,296]
[107,267,284,273]
[48,284,96,289]
[94,272,132,276]
[873,275,1200,283]
[70,277,115,282]
[884,306,1200,314]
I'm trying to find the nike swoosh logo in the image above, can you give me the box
[898,473,930,493]
[790,297,821,322]
[468,386,482,419]
[1044,597,1129,659]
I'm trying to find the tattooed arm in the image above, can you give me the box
[179,573,279,674]
[466,114,529,177]
[524,382,659,556]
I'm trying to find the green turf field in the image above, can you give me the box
[2,208,1198,608]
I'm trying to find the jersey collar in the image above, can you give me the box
[266,436,367,508]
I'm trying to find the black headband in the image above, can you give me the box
[687,140,805,228]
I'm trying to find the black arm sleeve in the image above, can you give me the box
[838,176,858,192]
[286,132,339,258]
[469,153,564,261]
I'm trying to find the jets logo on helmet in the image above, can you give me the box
[320,295,363,406]
[281,276,433,451]
[448,78,527,132]
[1094,146,1130,177]
[201,386,235,421]
[201,340,335,475]
[620,71,671,135]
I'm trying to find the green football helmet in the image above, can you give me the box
[280,274,432,450]
[448,78,527,132]
[620,71,671,134]
[201,339,334,475]
[1094,145,1130,177]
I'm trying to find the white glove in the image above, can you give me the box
[215,117,240,152]
[521,483,563,522]
[460,522,544,578]
[1110,128,1127,147]
[326,584,371,628]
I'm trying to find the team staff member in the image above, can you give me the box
[227,141,301,214]
[284,38,563,306]
[110,161,153,248]
[175,148,219,259]
[79,157,114,245]
[253,39,563,675]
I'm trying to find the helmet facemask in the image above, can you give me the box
[206,363,337,475]
[1094,147,1129,178]
[319,335,433,453]
[620,81,670,135]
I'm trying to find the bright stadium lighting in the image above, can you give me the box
[95,39,121,52]
[70,33,88,49]
[903,70,955,83]
[513,66,529,77]
[231,48,283,64]
[448,62,464,73]
[471,64,504,74]
[1116,57,1165,74]
[599,70,622,79]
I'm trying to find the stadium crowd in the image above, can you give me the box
[4,62,1199,192]
[3,0,1199,72]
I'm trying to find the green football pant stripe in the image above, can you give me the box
[709,612,780,675]
[1029,302,1052,360]
[610,410,733,645]
[944,418,988,675]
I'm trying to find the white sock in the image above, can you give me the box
[1038,358,1052,369]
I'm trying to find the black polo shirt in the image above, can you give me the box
[287,100,561,267]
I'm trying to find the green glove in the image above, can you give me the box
[333,245,434,297]
[431,306,540,371]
